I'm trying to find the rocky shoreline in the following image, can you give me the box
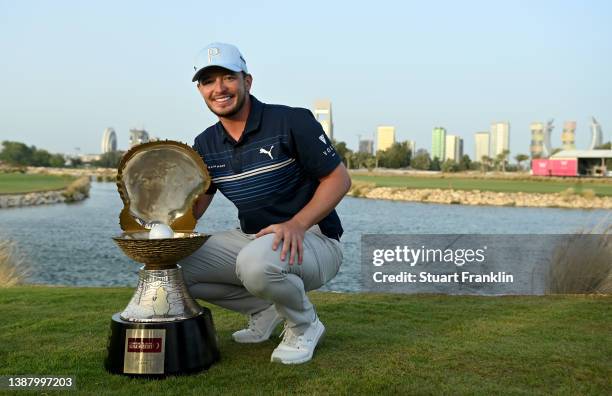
[24,166,115,179]
[0,177,91,209]
[349,186,612,209]
[0,190,72,208]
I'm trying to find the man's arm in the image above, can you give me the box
[193,193,215,220]
[255,163,351,265]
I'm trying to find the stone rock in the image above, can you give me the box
[348,187,612,210]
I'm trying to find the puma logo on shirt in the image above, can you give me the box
[259,145,274,160]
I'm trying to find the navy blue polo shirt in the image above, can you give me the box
[193,95,343,240]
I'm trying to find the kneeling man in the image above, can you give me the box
[181,42,350,364]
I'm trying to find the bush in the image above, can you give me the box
[411,151,431,170]
[0,165,26,174]
[559,187,575,201]
[546,228,612,294]
[441,159,459,173]
[349,181,375,198]
[0,239,29,287]
[581,189,596,199]
[62,176,91,202]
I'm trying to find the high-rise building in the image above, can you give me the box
[490,121,510,157]
[561,121,576,150]
[530,122,545,158]
[407,140,416,155]
[543,119,554,157]
[589,117,603,149]
[129,128,149,148]
[101,127,117,154]
[313,100,333,139]
[377,126,395,152]
[474,132,490,162]
[444,135,463,162]
[431,127,446,160]
[531,120,556,157]
[359,139,374,155]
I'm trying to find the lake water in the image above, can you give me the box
[0,182,608,292]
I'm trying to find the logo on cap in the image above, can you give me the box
[318,134,327,144]
[208,47,220,63]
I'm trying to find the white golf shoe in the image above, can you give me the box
[232,305,283,343]
[270,317,325,364]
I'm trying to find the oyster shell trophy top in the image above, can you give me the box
[116,140,210,233]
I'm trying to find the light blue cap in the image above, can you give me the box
[192,42,248,82]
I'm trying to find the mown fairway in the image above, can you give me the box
[0,173,76,194]
[1,287,610,395]
[351,174,612,196]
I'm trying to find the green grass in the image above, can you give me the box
[0,173,76,194]
[351,174,612,196]
[1,287,610,395]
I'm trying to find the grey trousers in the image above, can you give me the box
[179,226,342,330]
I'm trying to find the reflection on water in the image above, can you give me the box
[0,182,607,292]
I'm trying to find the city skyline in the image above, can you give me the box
[97,114,606,160]
[1,1,610,157]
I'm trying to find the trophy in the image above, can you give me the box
[105,140,220,376]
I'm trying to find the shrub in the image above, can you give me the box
[581,189,596,199]
[0,239,29,287]
[441,159,459,173]
[349,181,375,198]
[62,176,91,202]
[558,187,575,201]
[546,227,612,294]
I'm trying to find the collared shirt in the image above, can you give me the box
[193,95,343,240]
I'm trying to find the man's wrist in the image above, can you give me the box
[290,216,310,230]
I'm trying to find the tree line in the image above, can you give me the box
[332,139,534,172]
[0,141,124,168]
[0,141,69,167]
[4,138,608,172]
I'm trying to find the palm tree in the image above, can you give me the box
[515,154,529,171]
[496,150,510,172]
[480,155,492,172]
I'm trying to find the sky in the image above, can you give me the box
[1,0,611,159]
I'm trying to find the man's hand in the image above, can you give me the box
[255,218,308,265]
[254,163,350,266]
